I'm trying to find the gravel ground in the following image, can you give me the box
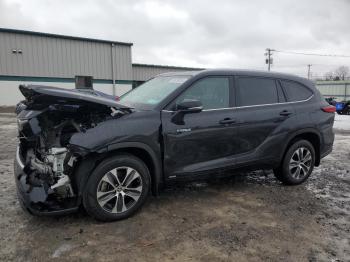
[0,113,349,262]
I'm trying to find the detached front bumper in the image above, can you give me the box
[14,146,79,216]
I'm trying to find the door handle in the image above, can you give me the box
[219,118,236,125]
[279,110,292,116]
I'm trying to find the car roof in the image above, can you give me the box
[159,69,314,87]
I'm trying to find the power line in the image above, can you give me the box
[276,63,348,69]
[274,50,350,58]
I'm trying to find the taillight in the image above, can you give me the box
[321,105,336,113]
[115,96,120,101]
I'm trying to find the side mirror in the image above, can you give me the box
[176,99,203,113]
[171,99,203,125]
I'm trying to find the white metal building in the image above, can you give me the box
[0,28,202,106]
[2,28,343,106]
[316,81,350,101]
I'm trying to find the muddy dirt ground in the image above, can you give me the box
[0,113,349,262]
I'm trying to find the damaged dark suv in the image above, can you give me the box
[14,69,335,221]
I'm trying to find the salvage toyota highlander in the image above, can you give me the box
[14,69,335,221]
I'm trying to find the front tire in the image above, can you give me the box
[83,154,150,221]
[273,140,315,185]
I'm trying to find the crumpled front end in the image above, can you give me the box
[14,146,79,215]
[14,85,131,215]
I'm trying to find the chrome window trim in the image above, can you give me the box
[162,94,314,113]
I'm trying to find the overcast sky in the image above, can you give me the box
[1,0,350,78]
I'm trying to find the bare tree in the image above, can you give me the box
[324,71,335,80]
[334,66,349,80]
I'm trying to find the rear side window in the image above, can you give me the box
[281,80,313,101]
[237,77,278,106]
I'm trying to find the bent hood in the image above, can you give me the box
[19,85,132,109]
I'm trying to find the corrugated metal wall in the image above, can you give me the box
[316,82,350,101]
[132,64,202,81]
[114,45,132,80]
[0,31,132,80]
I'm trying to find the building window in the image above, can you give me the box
[75,76,93,89]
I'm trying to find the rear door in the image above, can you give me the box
[161,76,240,179]
[233,76,294,165]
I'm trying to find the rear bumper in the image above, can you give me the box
[320,144,333,159]
[319,125,334,160]
[14,146,79,216]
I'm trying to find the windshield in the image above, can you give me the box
[119,76,190,109]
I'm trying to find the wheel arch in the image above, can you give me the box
[73,142,162,198]
[282,129,321,166]
[106,142,163,195]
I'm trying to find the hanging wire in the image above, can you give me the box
[274,50,350,58]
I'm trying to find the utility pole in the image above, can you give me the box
[111,43,116,96]
[265,48,275,71]
[307,64,312,79]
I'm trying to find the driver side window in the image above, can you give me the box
[175,77,230,110]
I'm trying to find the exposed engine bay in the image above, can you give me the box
[16,85,132,212]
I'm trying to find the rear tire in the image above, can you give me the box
[83,154,150,221]
[273,139,315,185]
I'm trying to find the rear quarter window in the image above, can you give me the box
[281,80,313,102]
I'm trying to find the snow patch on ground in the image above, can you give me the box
[334,114,350,131]
[52,243,77,258]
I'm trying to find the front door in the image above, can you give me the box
[161,76,240,179]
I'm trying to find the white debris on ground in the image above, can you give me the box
[333,114,350,131]
[52,243,77,258]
